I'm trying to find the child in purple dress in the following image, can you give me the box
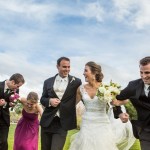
[13,92,43,150]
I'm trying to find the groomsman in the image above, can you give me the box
[0,73,25,150]
[115,56,150,150]
[40,57,82,150]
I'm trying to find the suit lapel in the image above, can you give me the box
[61,75,73,100]
[48,75,58,98]
[135,80,144,99]
[0,81,5,98]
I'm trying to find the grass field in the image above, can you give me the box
[8,124,141,150]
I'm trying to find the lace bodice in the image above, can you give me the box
[80,84,107,113]
[80,84,110,124]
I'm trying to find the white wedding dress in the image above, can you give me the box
[69,85,118,150]
[108,105,135,150]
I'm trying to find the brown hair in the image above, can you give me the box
[9,73,25,84]
[57,57,70,66]
[140,56,150,66]
[85,61,103,82]
[27,92,39,103]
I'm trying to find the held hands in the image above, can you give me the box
[50,98,61,107]
[0,99,6,106]
[9,102,15,107]
[111,99,128,106]
[119,113,129,123]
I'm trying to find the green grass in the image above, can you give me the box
[8,124,141,150]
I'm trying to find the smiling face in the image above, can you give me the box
[83,65,95,82]
[57,59,70,78]
[26,100,37,110]
[140,63,150,85]
[8,80,24,90]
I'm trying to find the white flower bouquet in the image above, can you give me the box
[96,80,121,103]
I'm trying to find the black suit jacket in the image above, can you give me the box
[40,74,81,130]
[115,79,150,127]
[0,81,19,126]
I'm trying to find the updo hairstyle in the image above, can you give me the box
[85,61,103,82]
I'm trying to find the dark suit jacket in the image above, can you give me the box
[0,81,19,126]
[114,79,150,128]
[40,74,81,130]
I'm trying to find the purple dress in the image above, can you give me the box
[13,109,39,150]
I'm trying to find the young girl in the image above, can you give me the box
[13,92,43,150]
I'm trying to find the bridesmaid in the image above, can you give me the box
[13,92,43,150]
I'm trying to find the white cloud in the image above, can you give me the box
[0,0,149,98]
[80,2,104,22]
[112,0,150,29]
[0,0,57,23]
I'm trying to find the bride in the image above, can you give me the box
[69,61,128,150]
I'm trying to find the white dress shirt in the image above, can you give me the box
[53,75,68,100]
[53,75,69,116]
[144,84,150,97]
[3,81,9,108]
[4,81,9,93]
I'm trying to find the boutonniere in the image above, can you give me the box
[70,77,75,83]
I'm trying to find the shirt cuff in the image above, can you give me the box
[3,102,7,108]
[49,98,51,107]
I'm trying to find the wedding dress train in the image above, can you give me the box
[108,105,135,150]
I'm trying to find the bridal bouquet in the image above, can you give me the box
[9,92,22,113]
[96,80,121,103]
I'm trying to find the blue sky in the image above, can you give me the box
[0,0,150,97]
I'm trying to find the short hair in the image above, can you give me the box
[57,57,70,66]
[85,61,103,82]
[140,56,150,66]
[27,92,39,103]
[9,73,25,84]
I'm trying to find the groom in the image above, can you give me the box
[40,57,82,150]
[0,73,25,150]
[114,56,150,150]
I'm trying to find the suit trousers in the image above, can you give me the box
[0,125,9,150]
[139,129,150,150]
[41,116,67,150]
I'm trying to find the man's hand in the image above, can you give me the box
[119,113,129,123]
[50,98,61,107]
[0,99,6,106]
[111,99,128,106]
[9,102,15,107]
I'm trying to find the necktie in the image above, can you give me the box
[4,89,11,98]
[5,88,10,94]
[148,86,150,98]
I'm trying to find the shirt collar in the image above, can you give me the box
[4,80,9,91]
[145,84,150,91]
[56,75,68,82]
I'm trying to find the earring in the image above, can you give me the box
[92,76,95,80]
